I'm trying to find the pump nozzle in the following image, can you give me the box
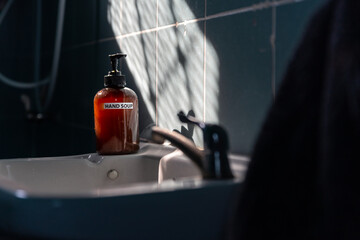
[109,53,126,75]
[104,53,127,88]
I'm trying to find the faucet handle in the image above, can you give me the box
[178,111,228,151]
[177,111,234,179]
[177,111,206,129]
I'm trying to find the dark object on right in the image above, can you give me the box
[234,0,360,239]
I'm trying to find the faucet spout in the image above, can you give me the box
[152,112,234,180]
[151,126,204,172]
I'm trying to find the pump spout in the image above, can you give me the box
[109,53,126,75]
[104,53,127,88]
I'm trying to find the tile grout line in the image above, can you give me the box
[119,0,123,48]
[205,0,301,21]
[271,4,276,100]
[66,0,302,51]
[203,0,207,122]
[155,0,159,126]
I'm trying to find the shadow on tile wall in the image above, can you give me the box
[0,0,326,159]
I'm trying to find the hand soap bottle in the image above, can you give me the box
[94,53,139,155]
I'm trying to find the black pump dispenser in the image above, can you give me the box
[104,53,126,88]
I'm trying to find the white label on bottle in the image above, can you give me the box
[103,102,133,109]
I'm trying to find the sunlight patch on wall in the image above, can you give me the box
[107,0,219,145]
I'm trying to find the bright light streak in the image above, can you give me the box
[107,0,220,146]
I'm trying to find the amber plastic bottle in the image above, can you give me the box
[94,53,139,155]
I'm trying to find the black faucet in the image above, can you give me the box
[151,111,234,180]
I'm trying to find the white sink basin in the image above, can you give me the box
[0,143,176,198]
[0,142,249,240]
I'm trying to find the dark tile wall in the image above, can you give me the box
[0,0,326,158]
[207,9,273,153]
[275,0,327,89]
